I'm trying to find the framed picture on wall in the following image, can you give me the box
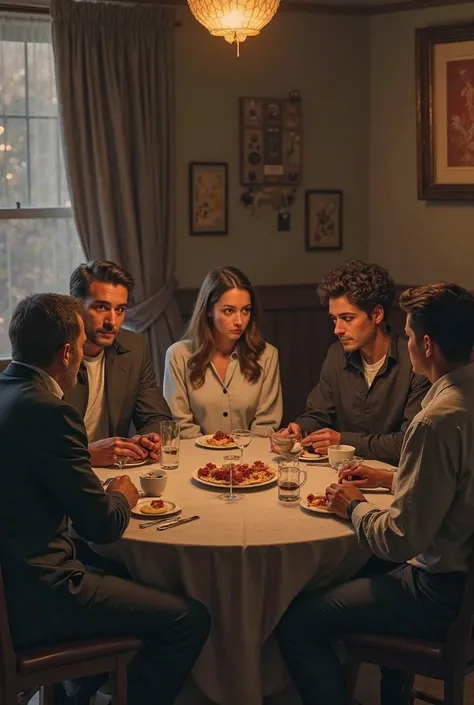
[305,190,343,251]
[417,22,474,200]
[189,162,228,235]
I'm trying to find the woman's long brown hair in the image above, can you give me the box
[184,266,266,389]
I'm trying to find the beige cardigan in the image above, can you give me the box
[163,340,283,439]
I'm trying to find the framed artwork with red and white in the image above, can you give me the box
[417,22,474,200]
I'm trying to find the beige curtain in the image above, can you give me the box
[51,0,182,380]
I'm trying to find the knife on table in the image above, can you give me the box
[139,516,182,529]
[157,515,200,531]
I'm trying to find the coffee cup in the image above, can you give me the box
[139,470,168,496]
[327,445,355,469]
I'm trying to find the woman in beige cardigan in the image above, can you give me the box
[163,266,283,439]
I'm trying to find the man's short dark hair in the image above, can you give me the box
[70,260,134,299]
[399,282,474,364]
[9,294,83,368]
[317,260,395,319]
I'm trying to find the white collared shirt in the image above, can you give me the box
[12,361,64,400]
[352,363,474,573]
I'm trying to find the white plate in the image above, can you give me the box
[131,497,182,518]
[195,435,239,450]
[361,486,391,493]
[298,451,329,463]
[192,468,277,489]
[300,498,334,514]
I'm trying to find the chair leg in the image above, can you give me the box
[40,684,56,705]
[443,671,464,705]
[110,656,128,705]
[345,653,361,705]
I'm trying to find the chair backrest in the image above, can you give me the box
[0,563,18,689]
[446,548,474,665]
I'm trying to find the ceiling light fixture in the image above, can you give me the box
[187,0,280,56]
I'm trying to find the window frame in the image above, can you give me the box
[0,10,71,215]
[0,206,73,219]
[0,12,80,360]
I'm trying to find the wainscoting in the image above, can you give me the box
[176,284,408,426]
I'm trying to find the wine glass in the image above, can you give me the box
[114,455,129,473]
[218,454,243,503]
[231,429,252,464]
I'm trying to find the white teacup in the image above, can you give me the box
[328,445,355,469]
[139,470,168,496]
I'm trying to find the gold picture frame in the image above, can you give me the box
[417,22,474,200]
[189,162,228,235]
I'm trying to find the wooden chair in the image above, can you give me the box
[343,555,474,705]
[0,566,142,705]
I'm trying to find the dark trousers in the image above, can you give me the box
[72,537,132,581]
[275,563,465,705]
[20,563,210,705]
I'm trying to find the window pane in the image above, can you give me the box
[0,40,26,116]
[0,118,5,205]
[0,17,70,208]
[27,40,57,118]
[30,118,59,207]
[3,116,28,207]
[0,218,84,358]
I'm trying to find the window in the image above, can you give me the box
[0,14,84,358]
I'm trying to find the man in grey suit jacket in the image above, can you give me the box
[64,260,172,467]
[0,293,209,705]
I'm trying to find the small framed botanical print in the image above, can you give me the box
[189,162,228,235]
[305,190,343,251]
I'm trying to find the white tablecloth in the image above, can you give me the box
[93,439,393,705]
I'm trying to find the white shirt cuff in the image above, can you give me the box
[351,500,378,530]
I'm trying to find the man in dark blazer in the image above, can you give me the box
[0,293,210,705]
[64,260,172,467]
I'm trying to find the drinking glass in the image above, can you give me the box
[218,455,244,503]
[160,420,180,470]
[114,455,129,472]
[277,461,307,502]
[231,429,252,464]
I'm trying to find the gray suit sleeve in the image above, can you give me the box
[132,336,172,434]
[34,402,130,544]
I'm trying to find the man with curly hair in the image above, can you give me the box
[274,261,430,465]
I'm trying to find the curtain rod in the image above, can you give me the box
[0,1,183,24]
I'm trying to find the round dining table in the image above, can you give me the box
[92,438,394,705]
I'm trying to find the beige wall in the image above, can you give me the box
[175,11,370,288]
[369,4,474,288]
